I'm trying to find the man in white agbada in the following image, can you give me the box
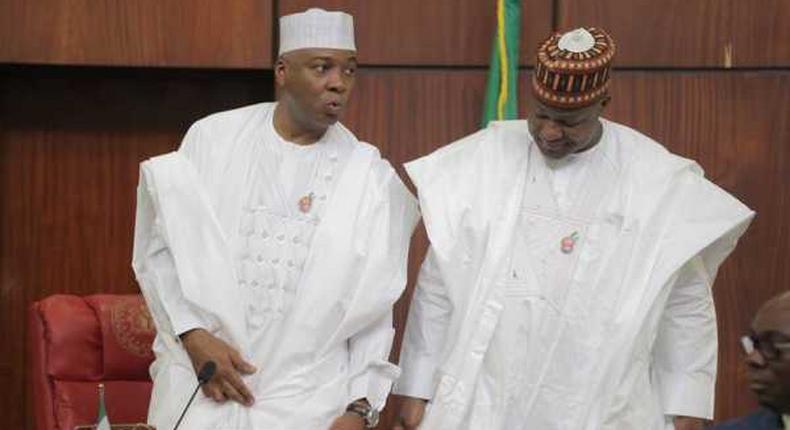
[392,28,755,430]
[132,9,418,430]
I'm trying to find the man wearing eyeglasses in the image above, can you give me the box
[713,292,790,429]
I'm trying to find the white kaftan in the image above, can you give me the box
[133,103,419,429]
[395,119,753,429]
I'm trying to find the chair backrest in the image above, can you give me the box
[30,294,156,430]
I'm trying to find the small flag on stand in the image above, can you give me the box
[96,383,111,430]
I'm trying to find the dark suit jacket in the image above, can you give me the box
[711,409,783,429]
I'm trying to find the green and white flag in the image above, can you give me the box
[482,0,522,127]
[96,383,111,430]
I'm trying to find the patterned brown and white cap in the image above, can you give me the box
[533,27,616,109]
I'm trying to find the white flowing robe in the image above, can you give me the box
[132,103,419,429]
[395,119,754,429]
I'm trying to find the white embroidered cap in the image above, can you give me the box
[279,8,356,55]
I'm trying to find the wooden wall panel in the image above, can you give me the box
[557,0,790,67]
[344,70,488,162]
[0,0,273,68]
[279,0,553,65]
[0,368,11,429]
[0,66,273,429]
[730,1,790,67]
[598,72,790,420]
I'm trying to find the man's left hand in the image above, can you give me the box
[328,412,365,430]
[673,416,708,430]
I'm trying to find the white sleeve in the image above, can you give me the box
[132,158,212,338]
[347,313,400,411]
[142,220,211,336]
[652,255,718,420]
[393,247,452,400]
[345,167,419,411]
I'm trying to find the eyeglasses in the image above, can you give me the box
[741,331,790,361]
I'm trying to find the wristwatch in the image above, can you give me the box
[345,400,379,428]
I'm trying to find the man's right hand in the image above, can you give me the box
[392,396,428,430]
[179,328,257,406]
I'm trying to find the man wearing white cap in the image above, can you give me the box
[392,28,754,429]
[133,8,418,429]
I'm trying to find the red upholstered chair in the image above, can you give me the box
[30,294,156,430]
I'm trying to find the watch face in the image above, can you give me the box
[366,408,380,428]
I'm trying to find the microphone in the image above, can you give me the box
[197,361,217,384]
[173,361,216,430]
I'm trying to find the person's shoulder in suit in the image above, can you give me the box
[711,409,783,429]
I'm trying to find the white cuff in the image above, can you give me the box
[392,353,438,400]
[169,300,210,337]
[348,361,401,410]
[656,369,715,419]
